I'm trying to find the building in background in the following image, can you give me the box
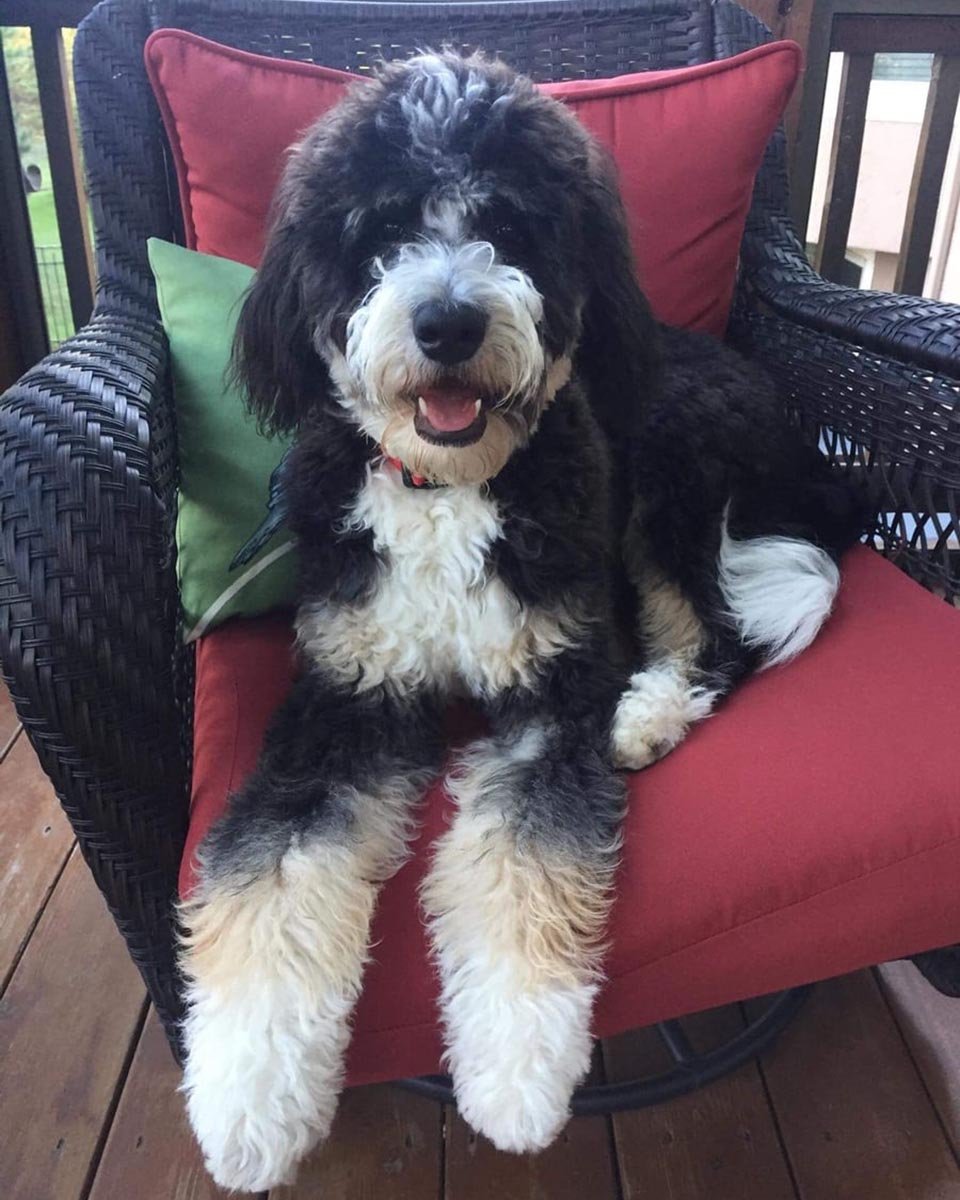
[807,52,960,301]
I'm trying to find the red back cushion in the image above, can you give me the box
[145,30,799,336]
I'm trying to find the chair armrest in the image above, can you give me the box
[731,219,960,605]
[0,310,188,1040]
[740,211,960,380]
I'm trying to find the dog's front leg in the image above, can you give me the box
[423,699,624,1154]
[179,673,441,1193]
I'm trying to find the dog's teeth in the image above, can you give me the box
[418,396,428,415]
[473,399,482,415]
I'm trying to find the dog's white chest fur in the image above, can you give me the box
[297,465,575,698]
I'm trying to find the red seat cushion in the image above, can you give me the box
[145,30,799,336]
[183,547,960,1087]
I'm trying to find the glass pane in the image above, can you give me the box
[872,53,933,83]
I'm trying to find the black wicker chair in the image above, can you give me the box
[1,0,958,1114]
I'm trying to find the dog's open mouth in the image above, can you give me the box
[413,383,489,447]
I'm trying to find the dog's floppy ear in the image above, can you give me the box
[231,221,334,435]
[575,146,661,439]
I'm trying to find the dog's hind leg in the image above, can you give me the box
[423,662,624,1153]
[611,514,843,770]
[179,672,442,1193]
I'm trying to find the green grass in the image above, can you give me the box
[28,189,73,345]
[27,188,59,246]
[25,189,74,345]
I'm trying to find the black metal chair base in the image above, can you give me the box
[397,984,813,1116]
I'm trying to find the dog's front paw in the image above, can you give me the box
[185,1046,339,1192]
[189,1095,318,1193]
[182,986,352,1191]
[446,977,595,1153]
[611,665,717,769]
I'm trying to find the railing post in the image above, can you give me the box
[30,22,93,331]
[895,53,960,296]
[0,31,48,388]
[790,0,839,240]
[812,50,874,284]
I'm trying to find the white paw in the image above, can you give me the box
[611,664,716,770]
[187,1067,336,1192]
[446,973,596,1153]
[183,986,352,1192]
[190,1097,319,1193]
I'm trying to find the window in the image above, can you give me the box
[872,53,934,82]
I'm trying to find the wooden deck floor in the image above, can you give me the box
[3,680,960,1200]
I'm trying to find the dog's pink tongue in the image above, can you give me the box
[419,385,480,432]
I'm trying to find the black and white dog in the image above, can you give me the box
[180,51,863,1191]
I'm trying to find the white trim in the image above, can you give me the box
[185,539,296,642]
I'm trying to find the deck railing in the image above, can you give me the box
[0,0,94,387]
[792,0,960,293]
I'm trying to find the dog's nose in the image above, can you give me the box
[413,301,488,365]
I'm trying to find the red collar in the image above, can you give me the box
[382,454,445,490]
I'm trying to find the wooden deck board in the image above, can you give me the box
[0,729,75,990]
[751,972,960,1199]
[271,1083,443,1200]
[604,1006,799,1200]
[0,848,147,1200]
[444,1106,620,1200]
[87,1008,235,1200]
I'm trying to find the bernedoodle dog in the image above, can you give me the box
[179,50,863,1191]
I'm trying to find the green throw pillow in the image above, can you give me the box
[148,238,297,640]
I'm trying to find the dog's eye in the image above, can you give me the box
[380,221,407,243]
[493,221,518,241]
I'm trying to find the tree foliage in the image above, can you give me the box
[2,28,45,170]
[2,26,77,178]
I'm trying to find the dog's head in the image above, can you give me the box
[234,51,659,485]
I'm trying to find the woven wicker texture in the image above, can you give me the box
[0,312,187,1043]
[151,0,714,78]
[0,0,958,1049]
